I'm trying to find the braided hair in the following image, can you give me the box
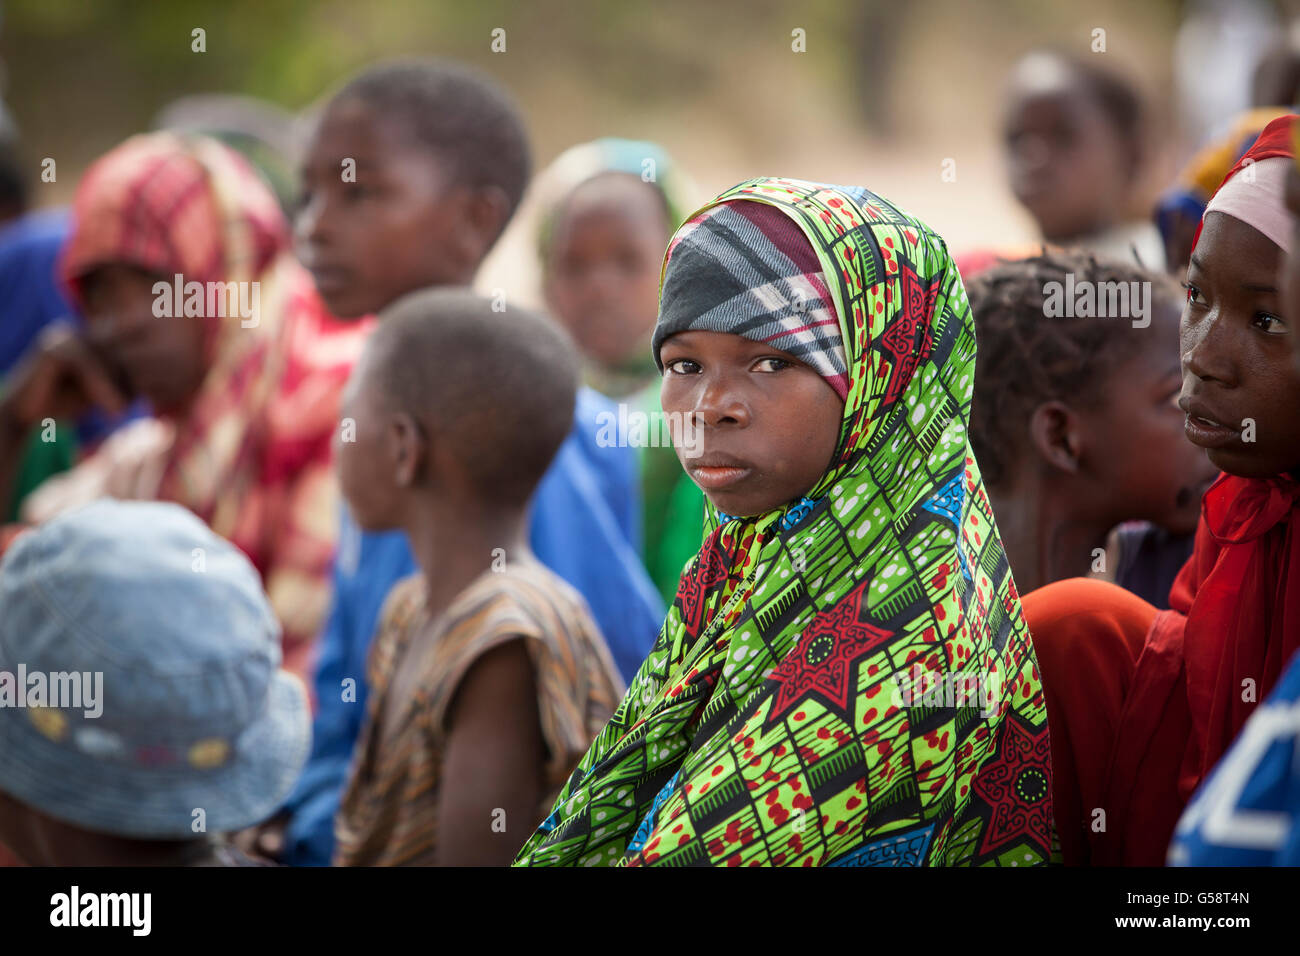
[966,250,1181,485]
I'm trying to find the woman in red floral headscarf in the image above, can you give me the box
[1023,115,1300,865]
[0,132,368,682]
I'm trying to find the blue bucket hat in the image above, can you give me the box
[0,499,310,839]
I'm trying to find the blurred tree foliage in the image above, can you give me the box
[0,0,849,170]
[0,0,1184,210]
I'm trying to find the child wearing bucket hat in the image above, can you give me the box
[0,498,311,865]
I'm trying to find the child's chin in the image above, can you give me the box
[703,492,772,520]
[318,288,373,321]
[1207,446,1293,480]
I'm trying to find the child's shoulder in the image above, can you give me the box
[453,561,597,645]
[377,572,429,633]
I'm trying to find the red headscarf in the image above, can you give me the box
[33,133,369,681]
[61,131,286,303]
[60,132,288,368]
[1189,114,1299,255]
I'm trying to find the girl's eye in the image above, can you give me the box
[1253,312,1287,335]
[664,358,700,375]
[753,357,792,372]
[1182,281,1204,306]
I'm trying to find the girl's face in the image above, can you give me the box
[543,174,671,369]
[297,98,487,319]
[1180,211,1300,477]
[1078,303,1220,536]
[335,353,404,532]
[79,263,208,412]
[1004,82,1130,241]
[659,330,844,517]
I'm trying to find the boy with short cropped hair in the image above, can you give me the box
[279,59,662,866]
[332,288,622,866]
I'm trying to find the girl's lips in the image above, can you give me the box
[308,265,352,293]
[690,465,752,490]
[1184,413,1240,449]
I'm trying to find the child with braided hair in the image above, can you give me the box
[967,251,1219,604]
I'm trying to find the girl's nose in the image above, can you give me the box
[1182,305,1238,387]
[692,374,749,427]
[295,194,330,248]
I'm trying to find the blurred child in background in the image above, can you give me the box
[967,251,1218,604]
[0,132,365,681]
[332,289,621,866]
[1003,51,1164,270]
[536,137,705,601]
[278,60,662,866]
[537,138,685,399]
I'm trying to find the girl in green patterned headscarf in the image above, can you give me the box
[514,177,1053,867]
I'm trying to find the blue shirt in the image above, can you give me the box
[0,209,73,376]
[281,386,664,865]
[0,208,146,445]
[1169,650,1300,866]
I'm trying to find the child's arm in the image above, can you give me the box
[436,638,546,867]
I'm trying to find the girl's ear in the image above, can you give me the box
[389,412,428,488]
[1028,399,1084,474]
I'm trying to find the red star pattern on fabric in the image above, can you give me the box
[971,714,1053,858]
[675,526,732,640]
[767,581,894,721]
[880,264,936,405]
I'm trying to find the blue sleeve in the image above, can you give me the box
[530,392,664,686]
[279,547,364,866]
[280,511,415,866]
[1169,651,1300,866]
[572,387,643,552]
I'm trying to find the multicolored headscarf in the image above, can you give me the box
[653,199,849,398]
[513,177,1052,867]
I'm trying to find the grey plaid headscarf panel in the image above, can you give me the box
[653,199,849,399]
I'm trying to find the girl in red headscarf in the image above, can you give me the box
[0,133,369,682]
[1022,115,1300,865]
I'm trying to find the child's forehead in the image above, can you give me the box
[1006,85,1094,128]
[1008,54,1084,100]
[307,98,448,170]
[554,176,668,232]
[663,329,792,355]
[1198,212,1284,274]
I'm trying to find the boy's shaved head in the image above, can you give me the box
[363,288,577,506]
[330,59,531,232]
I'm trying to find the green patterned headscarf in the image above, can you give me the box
[514,177,1053,867]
